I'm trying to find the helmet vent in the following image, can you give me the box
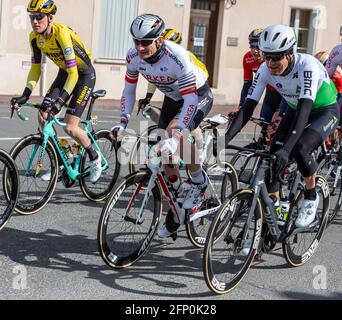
[272,32,281,42]
[138,20,144,30]
[280,38,287,48]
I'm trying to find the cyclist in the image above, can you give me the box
[239,28,285,122]
[225,24,339,228]
[10,0,102,183]
[138,28,209,159]
[111,14,213,237]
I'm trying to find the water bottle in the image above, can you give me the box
[72,142,80,157]
[276,200,289,226]
[60,139,73,159]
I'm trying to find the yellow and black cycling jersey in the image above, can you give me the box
[27,22,92,96]
[189,52,209,79]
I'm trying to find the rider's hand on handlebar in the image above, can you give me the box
[40,98,64,115]
[137,94,153,115]
[274,148,289,176]
[10,95,28,111]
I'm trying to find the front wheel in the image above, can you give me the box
[283,175,329,267]
[5,135,58,215]
[98,170,162,269]
[79,130,120,202]
[203,189,262,295]
[0,149,19,230]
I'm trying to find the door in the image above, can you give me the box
[188,0,220,87]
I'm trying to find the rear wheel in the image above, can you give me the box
[186,162,238,248]
[79,130,120,202]
[283,176,329,267]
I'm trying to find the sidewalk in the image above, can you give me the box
[0,95,262,139]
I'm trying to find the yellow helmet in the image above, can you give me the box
[162,28,182,44]
[314,51,329,66]
[27,0,57,15]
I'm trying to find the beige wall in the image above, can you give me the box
[0,0,341,105]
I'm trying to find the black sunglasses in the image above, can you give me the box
[133,38,156,47]
[264,53,285,62]
[29,13,46,21]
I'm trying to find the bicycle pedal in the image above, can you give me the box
[171,232,178,241]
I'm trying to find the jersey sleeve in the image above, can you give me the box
[26,33,42,92]
[326,45,342,78]
[298,59,320,101]
[120,49,139,120]
[56,28,80,100]
[246,63,269,102]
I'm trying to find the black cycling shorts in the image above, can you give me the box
[42,65,96,118]
[158,81,213,131]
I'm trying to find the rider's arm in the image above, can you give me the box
[281,98,312,153]
[239,80,253,107]
[56,31,80,104]
[326,45,342,78]
[24,34,42,99]
[226,65,268,142]
[120,50,140,122]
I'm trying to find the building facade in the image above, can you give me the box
[0,0,341,104]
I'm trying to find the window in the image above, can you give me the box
[290,8,318,54]
[98,0,138,60]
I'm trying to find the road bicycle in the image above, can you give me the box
[4,90,120,215]
[98,137,238,269]
[203,145,330,294]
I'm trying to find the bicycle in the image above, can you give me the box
[97,137,238,269]
[316,129,342,225]
[0,149,19,230]
[203,145,330,295]
[4,90,120,215]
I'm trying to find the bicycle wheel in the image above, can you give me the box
[283,175,329,267]
[98,170,162,269]
[79,130,120,202]
[0,149,19,230]
[317,156,342,225]
[203,189,262,294]
[128,124,159,175]
[186,161,238,248]
[5,135,58,215]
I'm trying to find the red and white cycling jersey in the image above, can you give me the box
[121,40,208,129]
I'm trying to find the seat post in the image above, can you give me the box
[86,98,95,121]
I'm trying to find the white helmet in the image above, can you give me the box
[259,24,296,54]
[130,14,165,39]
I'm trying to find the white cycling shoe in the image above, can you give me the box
[295,195,319,228]
[89,151,102,183]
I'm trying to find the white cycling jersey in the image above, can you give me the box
[326,44,342,78]
[247,53,337,110]
[121,40,208,130]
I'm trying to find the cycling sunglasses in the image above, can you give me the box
[29,13,47,21]
[133,38,157,47]
[264,53,286,62]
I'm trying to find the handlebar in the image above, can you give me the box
[225,144,277,161]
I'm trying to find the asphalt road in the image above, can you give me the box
[0,104,341,301]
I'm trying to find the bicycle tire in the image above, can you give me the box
[98,170,162,269]
[186,161,238,248]
[79,130,120,202]
[317,156,342,225]
[5,135,58,215]
[203,189,262,294]
[283,175,329,267]
[0,149,19,230]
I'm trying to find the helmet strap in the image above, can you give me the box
[281,54,295,77]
